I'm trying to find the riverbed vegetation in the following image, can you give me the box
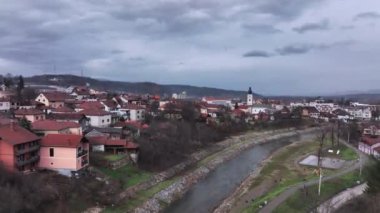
[273,171,362,213]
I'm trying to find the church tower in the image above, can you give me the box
[247,87,254,106]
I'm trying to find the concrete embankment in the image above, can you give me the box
[134,127,321,213]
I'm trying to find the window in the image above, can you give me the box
[102,120,104,123]
[107,119,110,122]
[49,148,54,157]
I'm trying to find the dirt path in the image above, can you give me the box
[259,139,368,213]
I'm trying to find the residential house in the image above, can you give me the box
[301,107,320,119]
[0,97,10,112]
[358,136,380,158]
[85,126,125,139]
[248,104,272,115]
[87,136,138,153]
[31,120,82,136]
[39,134,89,174]
[122,104,146,121]
[35,92,71,108]
[80,109,112,127]
[201,97,232,107]
[48,113,90,129]
[332,109,352,121]
[0,123,40,172]
[346,107,372,120]
[14,108,45,122]
[363,125,380,136]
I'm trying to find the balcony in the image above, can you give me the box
[16,155,40,167]
[81,158,89,167]
[77,149,88,158]
[15,144,40,156]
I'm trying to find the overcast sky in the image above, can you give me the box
[1,0,380,95]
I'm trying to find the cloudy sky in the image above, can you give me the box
[1,0,380,95]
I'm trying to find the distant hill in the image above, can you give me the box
[25,74,258,98]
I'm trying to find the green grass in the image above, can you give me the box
[273,171,362,213]
[240,139,346,213]
[103,154,126,162]
[323,139,358,161]
[102,178,177,213]
[98,164,152,188]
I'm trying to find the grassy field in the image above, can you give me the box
[273,171,362,213]
[241,140,326,213]
[241,137,359,213]
[102,178,177,213]
[99,164,152,188]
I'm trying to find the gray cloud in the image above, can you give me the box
[293,19,329,33]
[354,12,380,21]
[0,0,378,96]
[243,50,272,57]
[275,41,353,56]
[242,24,282,34]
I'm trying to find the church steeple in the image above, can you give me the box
[248,87,253,95]
[247,86,254,106]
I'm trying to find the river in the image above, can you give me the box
[164,132,316,213]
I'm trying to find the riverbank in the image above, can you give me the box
[130,127,322,213]
[214,133,324,213]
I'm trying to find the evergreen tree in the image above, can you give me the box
[19,118,31,131]
[18,75,24,91]
[365,160,380,194]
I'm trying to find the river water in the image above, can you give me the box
[165,132,316,213]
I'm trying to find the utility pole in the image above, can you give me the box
[318,131,325,196]
[337,121,341,147]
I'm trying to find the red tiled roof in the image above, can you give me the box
[41,92,71,102]
[40,134,86,148]
[48,113,87,121]
[374,146,380,153]
[105,139,126,146]
[79,101,105,110]
[14,108,44,115]
[86,136,139,149]
[125,141,139,149]
[0,124,40,145]
[361,136,380,146]
[87,136,108,145]
[51,106,75,113]
[32,120,80,131]
[79,109,111,116]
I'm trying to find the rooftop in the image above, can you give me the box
[41,134,87,148]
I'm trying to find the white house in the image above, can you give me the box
[346,107,372,120]
[0,98,10,112]
[79,109,112,127]
[202,97,232,107]
[119,104,145,121]
[248,104,271,115]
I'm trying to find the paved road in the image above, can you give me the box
[259,139,369,213]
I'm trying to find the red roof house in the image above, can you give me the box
[0,123,41,172]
